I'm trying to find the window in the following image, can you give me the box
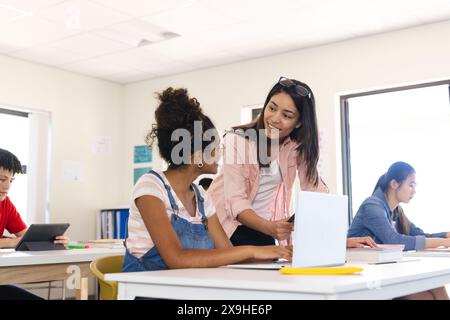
[0,107,51,225]
[341,81,450,232]
[0,108,29,222]
[241,104,262,124]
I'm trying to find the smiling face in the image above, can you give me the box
[263,92,300,141]
[392,173,417,204]
[0,167,14,202]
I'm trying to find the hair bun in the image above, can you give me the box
[156,87,204,129]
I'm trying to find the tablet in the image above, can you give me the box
[15,223,70,251]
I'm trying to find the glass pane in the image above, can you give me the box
[0,111,29,224]
[348,85,450,233]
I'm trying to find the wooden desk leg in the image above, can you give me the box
[76,277,89,300]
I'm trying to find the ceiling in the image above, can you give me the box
[1,0,450,84]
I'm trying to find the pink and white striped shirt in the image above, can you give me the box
[126,171,216,258]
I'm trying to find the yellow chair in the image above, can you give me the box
[90,255,124,300]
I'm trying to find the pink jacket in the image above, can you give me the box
[208,132,329,238]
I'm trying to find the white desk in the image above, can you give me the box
[405,250,450,258]
[0,248,124,299]
[105,258,450,300]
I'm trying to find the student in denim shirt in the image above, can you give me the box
[348,161,450,299]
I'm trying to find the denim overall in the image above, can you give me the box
[122,170,214,272]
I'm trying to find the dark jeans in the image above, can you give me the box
[0,285,44,300]
[230,225,275,246]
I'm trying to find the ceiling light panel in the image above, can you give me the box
[94,19,179,47]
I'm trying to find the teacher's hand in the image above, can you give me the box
[269,219,293,241]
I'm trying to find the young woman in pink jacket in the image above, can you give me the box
[208,77,330,246]
[209,77,376,249]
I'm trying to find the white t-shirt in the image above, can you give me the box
[126,171,216,258]
[252,160,282,220]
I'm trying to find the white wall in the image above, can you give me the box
[122,20,450,197]
[0,55,125,242]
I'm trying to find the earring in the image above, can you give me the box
[198,163,204,168]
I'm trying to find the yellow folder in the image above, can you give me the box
[280,267,364,275]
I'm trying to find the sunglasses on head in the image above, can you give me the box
[278,76,311,98]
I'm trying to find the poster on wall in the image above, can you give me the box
[133,145,152,184]
[134,145,152,163]
[134,167,151,184]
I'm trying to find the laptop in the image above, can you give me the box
[226,191,348,269]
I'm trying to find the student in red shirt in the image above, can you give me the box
[0,148,69,299]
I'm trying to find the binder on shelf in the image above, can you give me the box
[98,208,129,240]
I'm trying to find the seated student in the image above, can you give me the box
[0,148,70,300]
[122,87,292,272]
[348,161,449,300]
[198,177,213,191]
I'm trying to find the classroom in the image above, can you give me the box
[1,0,450,303]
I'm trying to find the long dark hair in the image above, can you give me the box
[233,78,320,185]
[373,161,416,235]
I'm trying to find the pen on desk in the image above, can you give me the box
[67,244,90,249]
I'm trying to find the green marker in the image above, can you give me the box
[67,244,89,249]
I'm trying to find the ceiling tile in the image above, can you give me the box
[0,16,78,53]
[226,41,296,60]
[0,0,65,12]
[105,70,157,84]
[61,56,132,76]
[11,45,83,66]
[142,36,225,61]
[137,60,196,76]
[50,33,132,57]
[181,50,245,69]
[0,3,29,21]
[197,0,305,21]
[141,2,239,36]
[94,19,179,47]
[38,0,131,32]
[102,47,181,70]
[188,21,285,51]
[90,0,195,17]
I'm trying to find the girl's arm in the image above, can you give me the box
[362,204,423,251]
[425,238,450,248]
[408,221,447,238]
[136,195,292,269]
[0,229,27,248]
[207,214,232,249]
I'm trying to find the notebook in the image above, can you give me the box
[227,191,348,269]
[346,244,405,264]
